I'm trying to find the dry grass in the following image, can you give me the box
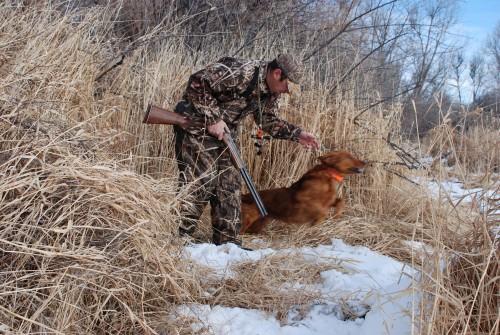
[1,2,499,334]
[443,230,499,334]
[201,251,345,320]
[0,116,207,333]
[423,122,500,175]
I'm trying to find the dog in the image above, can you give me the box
[240,151,365,234]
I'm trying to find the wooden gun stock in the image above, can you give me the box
[144,104,267,218]
[143,104,202,128]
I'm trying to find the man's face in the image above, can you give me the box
[266,68,290,95]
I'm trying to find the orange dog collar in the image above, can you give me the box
[323,164,344,182]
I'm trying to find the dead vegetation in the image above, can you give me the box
[0,1,498,334]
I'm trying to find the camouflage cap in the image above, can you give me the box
[276,53,303,84]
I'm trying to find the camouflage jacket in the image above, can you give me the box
[175,57,302,141]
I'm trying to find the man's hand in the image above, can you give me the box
[298,131,320,150]
[207,120,230,140]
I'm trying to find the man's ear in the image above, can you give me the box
[273,69,281,80]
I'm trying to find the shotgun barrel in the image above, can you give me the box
[222,132,268,218]
[143,104,268,218]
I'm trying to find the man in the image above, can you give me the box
[173,53,319,246]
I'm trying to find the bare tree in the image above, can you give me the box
[485,20,500,88]
[469,53,487,105]
[400,0,460,101]
[450,51,465,103]
[470,20,500,115]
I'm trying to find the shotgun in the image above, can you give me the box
[221,131,268,217]
[143,104,268,217]
[143,104,202,128]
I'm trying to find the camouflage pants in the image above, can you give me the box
[174,126,242,245]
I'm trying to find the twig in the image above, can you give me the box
[303,0,397,62]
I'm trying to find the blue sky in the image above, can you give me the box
[458,0,499,50]
[446,0,499,102]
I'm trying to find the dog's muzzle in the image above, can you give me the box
[349,167,364,174]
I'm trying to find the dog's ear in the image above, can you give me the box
[318,152,340,166]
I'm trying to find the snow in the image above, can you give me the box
[421,174,499,210]
[178,240,418,335]
[424,176,500,237]
[175,175,498,334]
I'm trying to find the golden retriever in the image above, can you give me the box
[240,151,365,234]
